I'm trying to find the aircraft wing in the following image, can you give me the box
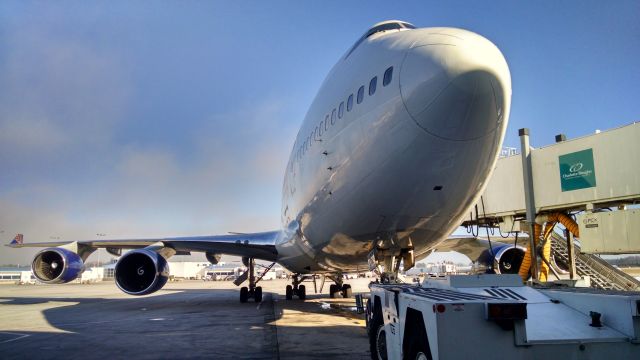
[423,235,523,263]
[6,231,280,261]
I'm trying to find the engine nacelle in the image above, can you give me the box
[206,252,222,265]
[493,245,526,274]
[476,244,526,275]
[32,248,84,284]
[115,249,170,295]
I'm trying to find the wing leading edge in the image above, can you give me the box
[6,231,281,262]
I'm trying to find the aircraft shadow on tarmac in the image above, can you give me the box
[0,288,370,359]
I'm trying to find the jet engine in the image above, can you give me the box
[206,252,222,265]
[476,244,526,275]
[32,248,85,284]
[115,249,170,295]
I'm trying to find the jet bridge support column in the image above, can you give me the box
[565,229,577,280]
[519,128,539,280]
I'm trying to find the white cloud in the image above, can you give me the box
[0,11,301,265]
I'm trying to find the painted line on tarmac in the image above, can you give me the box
[0,332,30,344]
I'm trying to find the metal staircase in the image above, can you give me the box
[550,232,640,291]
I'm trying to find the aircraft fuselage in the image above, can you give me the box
[276,24,511,273]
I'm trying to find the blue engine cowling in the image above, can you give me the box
[115,249,170,295]
[31,248,85,283]
[477,243,526,274]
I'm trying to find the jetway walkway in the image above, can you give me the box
[464,122,640,288]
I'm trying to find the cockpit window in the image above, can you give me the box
[345,21,415,59]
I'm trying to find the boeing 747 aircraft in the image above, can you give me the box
[8,21,512,303]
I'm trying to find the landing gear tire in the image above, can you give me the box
[240,286,249,303]
[329,284,341,298]
[406,326,431,360]
[365,297,372,336]
[254,286,262,303]
[285,285,293,300]
[370,322,387,360]
[298,284,306,300]
[342,284,352,298]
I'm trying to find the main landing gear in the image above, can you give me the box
[327,274,352,298]
[234,257,275,303]
[285,274,308,300]
[282,273,352,300]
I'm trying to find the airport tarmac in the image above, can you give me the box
[0,278,373,359]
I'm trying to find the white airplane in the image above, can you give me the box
[8,20,512,303]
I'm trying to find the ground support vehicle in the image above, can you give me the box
[366,274,640,359]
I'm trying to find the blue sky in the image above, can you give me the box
[1,1,638,264]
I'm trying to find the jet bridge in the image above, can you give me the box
[464,122,640,288]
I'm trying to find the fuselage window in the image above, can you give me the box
[338,101,344,119]
[314,126,319,141]
[347,94,354,111]
[319,121,323,137]
[383,66,393,86]
[369,76,377,96]
[325,115,329,131]
[331,108,336,125]
[357,86,364,104]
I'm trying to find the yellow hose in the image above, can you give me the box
[546,212,580,238]
[518,223,541,281]
[517,212,580,282]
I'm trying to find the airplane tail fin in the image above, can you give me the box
[9,233,24,245]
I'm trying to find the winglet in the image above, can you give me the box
[8,233,24,246]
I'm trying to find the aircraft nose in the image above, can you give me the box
[400,32,511,141]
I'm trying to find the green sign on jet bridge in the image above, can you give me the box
[559,148,597,192]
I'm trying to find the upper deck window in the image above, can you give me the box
[325,115,329,131]
[383,67,393,86]
[357,86,364,104]
[347,94,354,111]
[331,108,337,125]
[369,76,377,96]
[338,102,344,119]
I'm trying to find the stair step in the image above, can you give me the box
[549,232,640,291]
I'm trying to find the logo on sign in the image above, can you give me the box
[559,149,597,192]
[569,162,583,172]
